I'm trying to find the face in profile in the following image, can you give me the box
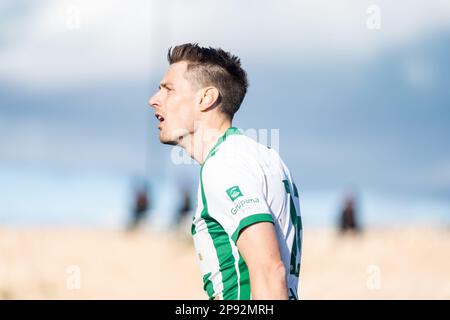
[149,61,199,145]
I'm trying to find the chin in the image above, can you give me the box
[159,132,177,146]
[160,139,177,146]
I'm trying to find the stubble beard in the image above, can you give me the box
[159,127,191,147]
[159,131,178,146]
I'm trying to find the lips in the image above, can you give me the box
[155,112,165,130]
[155,113,165,122]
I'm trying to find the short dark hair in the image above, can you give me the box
[167,43,248,120]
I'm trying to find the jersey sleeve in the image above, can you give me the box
[201,153,274,244]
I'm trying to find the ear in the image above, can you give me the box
[198,87,220,112]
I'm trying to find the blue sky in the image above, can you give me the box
[1,1,450,227]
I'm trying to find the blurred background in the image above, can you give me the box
[1,0,449,299]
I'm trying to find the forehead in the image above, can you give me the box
[162,61,189,84]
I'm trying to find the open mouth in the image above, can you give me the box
[155,113,165,123]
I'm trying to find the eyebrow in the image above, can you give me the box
[159,82,173,90]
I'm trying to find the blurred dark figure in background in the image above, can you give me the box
[339,194,360,234]
[127,181,150,231]
[177,188,192,225]
[175,188,193,238]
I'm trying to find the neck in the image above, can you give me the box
[179,119,231,165]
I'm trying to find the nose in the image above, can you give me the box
[148,92,160,109]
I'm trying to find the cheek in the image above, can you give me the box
[177,106,196,131]
[167,95,196,128]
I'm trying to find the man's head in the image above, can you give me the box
[149,43,248,145]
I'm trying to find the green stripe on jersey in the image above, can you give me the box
[198,126,243,299]
[231,213,274,244]
[238,254,251,299]
[203,272,215,299]
[200,165,238,299]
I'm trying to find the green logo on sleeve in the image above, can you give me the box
[226,185,243,201]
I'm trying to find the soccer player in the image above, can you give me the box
[149,43,302,300]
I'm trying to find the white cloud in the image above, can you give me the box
[0,0,155,89]
[0,0,450,89]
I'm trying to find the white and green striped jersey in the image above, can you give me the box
[191,127,302,300]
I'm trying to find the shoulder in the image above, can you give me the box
[202,135,262,177]
[201,151,250,182]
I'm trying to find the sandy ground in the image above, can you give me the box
[1,226,449,299]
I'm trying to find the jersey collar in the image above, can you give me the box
[202,126,241,166]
